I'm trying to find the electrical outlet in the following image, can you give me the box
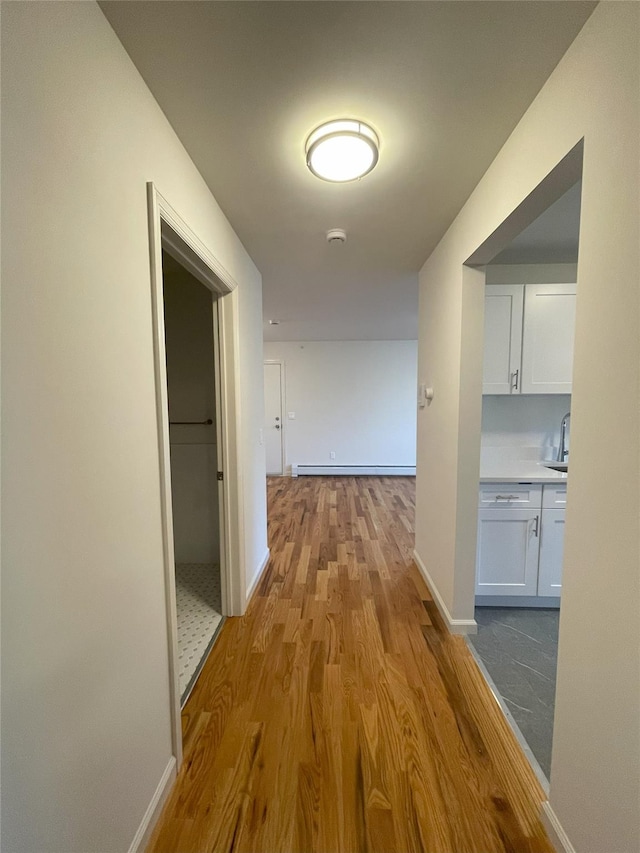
[330,451,336,459]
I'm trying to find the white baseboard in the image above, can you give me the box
[541,801,576,853]
[246,547,270,605]
[412,549,477,635]
[128,757,176,853]
[292,464,416,477]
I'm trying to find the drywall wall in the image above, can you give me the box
[263,341,418,470]
[1,3,267,851]
[415,3,639,851]
[163,253,220,564]
[485,262,577,285]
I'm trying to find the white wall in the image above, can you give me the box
[415,4,639,851]
[263,341,417,470]
[485,262,577,285]
[1,3,267,851]
[482,395,571,453]
[164,254,220,564]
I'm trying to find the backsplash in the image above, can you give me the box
[481,395,571,456]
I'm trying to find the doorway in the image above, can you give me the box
[148,183,246,766]
[466,159,582,787]
[264,360,284,475]
[162,251,224,705]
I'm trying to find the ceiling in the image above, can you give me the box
[100,1,595,341]
[492,181,581,265]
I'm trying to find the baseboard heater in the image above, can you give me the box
[291,465,416,477]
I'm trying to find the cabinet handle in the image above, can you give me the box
[532,515,539,537]
[511,369,519,391]
[495,495,519,501]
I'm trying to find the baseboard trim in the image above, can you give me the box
[412,549,477,635]
[477,594,560,609]
[292,464,416,477]
[128,756,176,853]
[246,547,270,605]
[541,801,576,853]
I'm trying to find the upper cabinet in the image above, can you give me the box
[521,284,577,393]
[483,286,524,394]
[483,283,577,395]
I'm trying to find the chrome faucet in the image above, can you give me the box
[557,412,571,462]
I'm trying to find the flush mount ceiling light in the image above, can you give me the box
[305,120,379,182]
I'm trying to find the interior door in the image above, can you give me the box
[264,361,284,475]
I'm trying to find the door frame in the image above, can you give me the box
[147,183,246,766]
[263,359,286,476]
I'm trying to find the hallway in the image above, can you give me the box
[148,477,553,852]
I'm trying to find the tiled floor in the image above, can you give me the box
[175,563,223,703]
[468,607,559,779]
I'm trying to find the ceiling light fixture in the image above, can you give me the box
[326,228,347,244]
[305,120,379,183]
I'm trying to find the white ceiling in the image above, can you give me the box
[492,181,582,265]
[100,1,595,341]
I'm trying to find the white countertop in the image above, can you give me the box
[479,446,568,484]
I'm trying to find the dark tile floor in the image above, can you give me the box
[468,607,559,779]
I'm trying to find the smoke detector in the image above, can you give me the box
[326,228,347,244]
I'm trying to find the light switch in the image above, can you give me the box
[288,412,296,419]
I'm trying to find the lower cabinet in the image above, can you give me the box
[476,509,540,596]
[537,509,565,596]
[476,483,566,602]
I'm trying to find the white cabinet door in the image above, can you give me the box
[476,508,540,596]
[537,508,565,596]
[521,284,577,394]
[482,285,524,394]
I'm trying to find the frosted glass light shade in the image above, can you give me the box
[305,120,379,182]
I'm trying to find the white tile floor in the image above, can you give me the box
[175,563,223,702]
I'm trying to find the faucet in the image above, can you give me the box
[557,412,571,462]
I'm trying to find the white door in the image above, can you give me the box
[537,509,565,596]
[520,283,577,394]
[475,508,541,596]
[264,361,284,475]
[482,285,524,394]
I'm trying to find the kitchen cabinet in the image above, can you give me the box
[479,483,541,509]
[476,483,566,602]
[482,286,524,394]
[537,509,565,596]
[521,284,577,393]
[483,283,577,395]
[476,508,541,596]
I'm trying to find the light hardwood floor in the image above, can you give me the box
[148,476,553,853]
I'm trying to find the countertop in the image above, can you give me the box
[479,446,568,484]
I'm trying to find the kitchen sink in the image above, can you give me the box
[540,461,568,473]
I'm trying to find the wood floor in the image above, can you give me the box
[148,477,554,853]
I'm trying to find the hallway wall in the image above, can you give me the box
[415,4,639,851]
[1,3,267,851]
